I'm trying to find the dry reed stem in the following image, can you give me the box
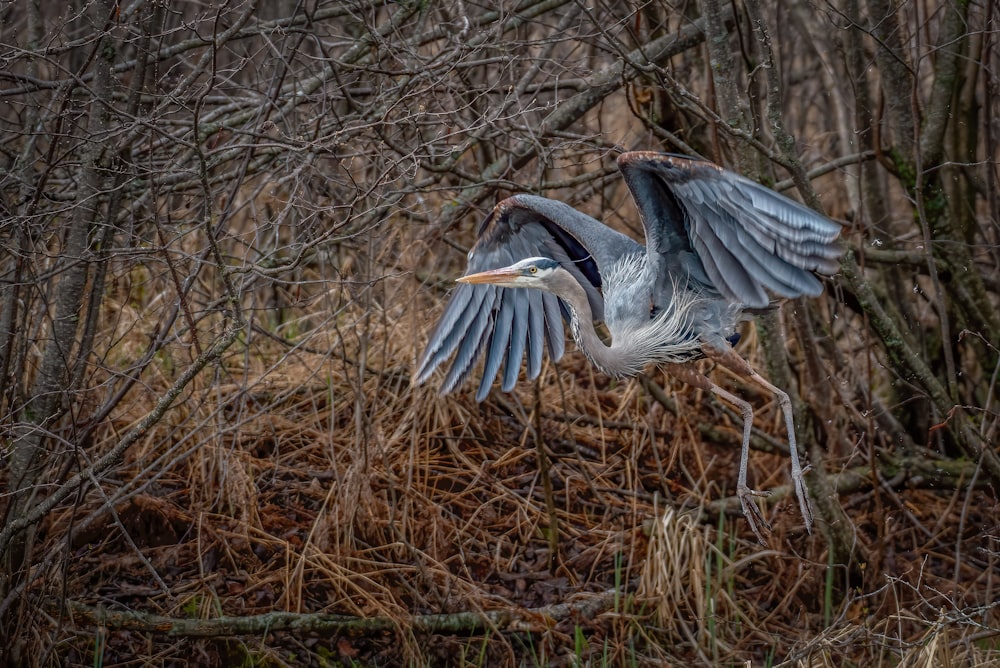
[19,256,999,664]
[639,504,710,647]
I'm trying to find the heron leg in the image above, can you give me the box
[667,363,771,544]
[703,345,815,534]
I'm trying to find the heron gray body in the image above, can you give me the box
[415,152,843,541]
[573,252,723,376]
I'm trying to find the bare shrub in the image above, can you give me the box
[0,0,997,664]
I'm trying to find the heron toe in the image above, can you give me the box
[737,485,772,545]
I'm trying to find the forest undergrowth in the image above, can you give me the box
[1,0,998,665]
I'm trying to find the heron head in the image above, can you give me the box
[456,257,561,288]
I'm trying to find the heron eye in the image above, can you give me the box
[529,266,537,274]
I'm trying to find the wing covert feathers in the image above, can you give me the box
[418,152,844,397]
[618,151,843,309]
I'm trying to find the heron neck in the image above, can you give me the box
[557,278,622,377]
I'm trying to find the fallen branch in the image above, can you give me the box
[65,589,620,638]
[703,454,985,522]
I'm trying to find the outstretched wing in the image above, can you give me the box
[618,152,843,309]
[415,194,642,401]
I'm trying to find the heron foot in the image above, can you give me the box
[737,485,772,545]
[791,466,815,534]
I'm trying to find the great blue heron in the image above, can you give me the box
[415,152,843,541]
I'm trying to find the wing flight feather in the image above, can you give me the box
[618,152,843,309]
[416,194,642,399]
[418,153,844,398]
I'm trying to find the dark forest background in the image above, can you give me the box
[1,0,997,665]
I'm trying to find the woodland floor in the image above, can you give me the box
[39,318,1000,667]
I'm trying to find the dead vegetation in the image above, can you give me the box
[1,0,998,665]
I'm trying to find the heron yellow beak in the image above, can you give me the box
[456,267,522,285]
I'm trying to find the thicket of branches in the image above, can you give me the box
[1,0,997,664]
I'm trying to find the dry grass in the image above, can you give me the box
[2,0,997,664]
[16,207,992,667]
